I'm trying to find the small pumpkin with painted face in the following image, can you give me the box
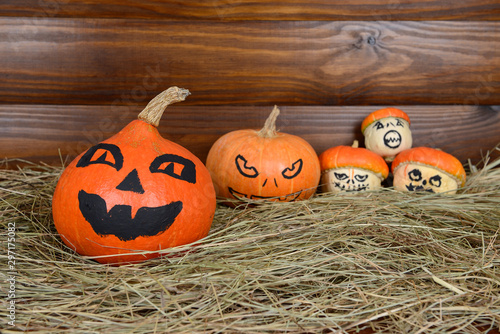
[392,147,466,194]
[362,107,412,162]
[52,87,216,265]
[319,141,389,193]
[206,106,321,202]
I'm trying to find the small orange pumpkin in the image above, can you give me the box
[361,107,412,162]
[392,147,466,194]
[319,141,389,193]
[206,106,320,202]
[52,87,216,265]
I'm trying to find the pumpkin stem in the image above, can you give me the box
[258,105,280,138]
[352,140,359,148]
[138,86,190,127]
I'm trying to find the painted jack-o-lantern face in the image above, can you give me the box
[321,167,382,194]
[75,143,196,242]
[228,153,307,201]
[393,164,457,193]
[392,147,466,195]
[206,106,321,203]
[52,87,216,265]
[362,108,412,162]
[363,117,412,161]
[319,141,389,194]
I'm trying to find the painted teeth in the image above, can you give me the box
[334,183,368,192]
[229,187,301,201]
[383,130,402,148]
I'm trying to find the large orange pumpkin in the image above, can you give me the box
[206,106,321,202]
[52,87,216,265]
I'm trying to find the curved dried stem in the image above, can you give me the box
[138,86,190,127]
[258,105,280,138]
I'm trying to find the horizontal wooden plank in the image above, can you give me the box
[1,19,499,106]
[0,0,499,20]
[1,105,499,167]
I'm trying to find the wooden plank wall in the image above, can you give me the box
[0,1,499,167]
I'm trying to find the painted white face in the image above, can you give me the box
[393,164,459,194]
[321,167,382,193]
[364,117,412,161]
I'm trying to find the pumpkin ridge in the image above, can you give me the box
[333,147,340,171]
[291,134,317,160]
[292,134,320,197]
[257,139,265,197]
[226,131,254,197]
[286,140,295,194]
[286,135,318,193]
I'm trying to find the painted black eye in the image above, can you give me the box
[375,121,384,130]
[408,169,422,182]
[396,119,405,127]
[354,174,368,182]
[429,175,442,187]
[77,143,124,171]
[334,172,348,181]
[282,159,303,179]
[235,155,258,178]
[150,154,196,184]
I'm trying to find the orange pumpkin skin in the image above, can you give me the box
[52,88,216,265]
[206,108,320,202]
[361,107,411,134]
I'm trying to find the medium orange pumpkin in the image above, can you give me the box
[206,106,320,202]
[52,87,216,265]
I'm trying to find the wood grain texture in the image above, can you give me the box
[0,0,499,20]
[1,105,498,166]
[1,18,499,106]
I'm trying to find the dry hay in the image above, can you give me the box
[1,147,499,333]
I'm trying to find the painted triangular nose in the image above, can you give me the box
[116,169,145,194]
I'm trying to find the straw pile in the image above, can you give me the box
[1,147,499,333]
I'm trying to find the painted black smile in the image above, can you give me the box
[228,187,302,202]
[334,183,368,192]
[383,130,402,148]
[78,190,183,241]
[405,184,435,193]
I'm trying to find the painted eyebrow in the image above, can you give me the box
[76,143,124,171]
[150,154,197,184]
[235,155,259,178]
[282,159,303,179]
